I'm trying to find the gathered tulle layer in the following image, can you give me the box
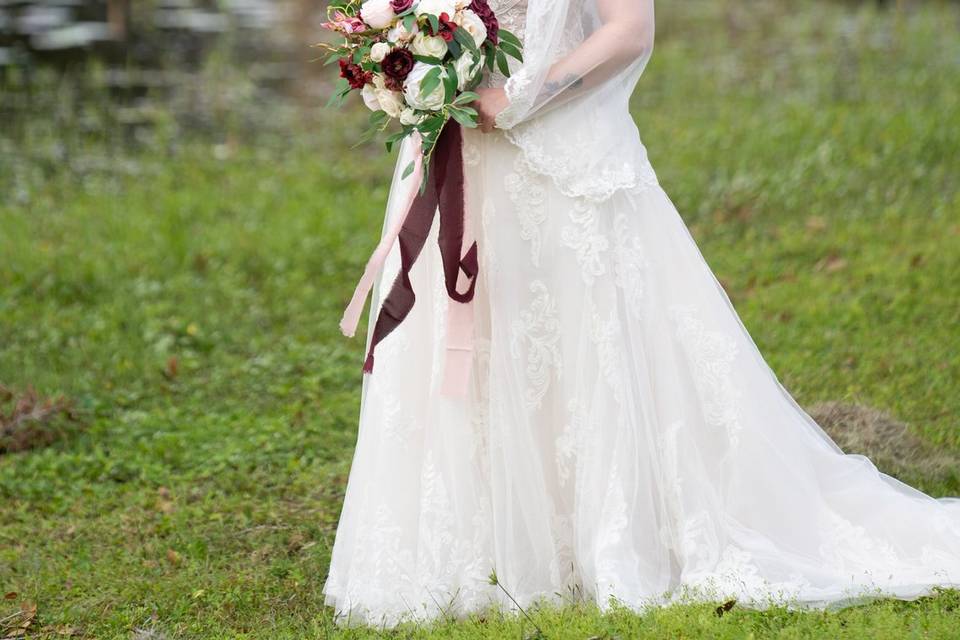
[322,131,960,627]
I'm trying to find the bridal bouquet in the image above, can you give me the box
[319,0,523,176]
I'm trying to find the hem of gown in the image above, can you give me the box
[321,579,960,628]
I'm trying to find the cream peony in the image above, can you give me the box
[453,50,482,89]
[370,42,391,63]
[360,0,395,30]
[361,83,382,111]
[414,0,457,18]
[410,32,448,59]
[387,19,418,42]
[399,107,424,126]
[403,62,446,111]
[455,9,487,47]
[371,75,405,117]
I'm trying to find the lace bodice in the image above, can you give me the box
[490,0,527,41]
[485,0,528,87]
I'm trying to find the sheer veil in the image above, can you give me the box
[495,0,656,201]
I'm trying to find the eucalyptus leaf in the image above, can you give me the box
[447,38,462,60]
[443,64,459,104]
[498,29,522,48]
[453,91,480,105]
[420,66,443,98]
[449,107,478,128]
[496,49,511,77]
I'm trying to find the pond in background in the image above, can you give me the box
[0,1,335,131]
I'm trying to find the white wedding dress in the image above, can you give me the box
[322,0,960,626]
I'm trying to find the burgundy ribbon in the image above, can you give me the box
[362,122,478,375]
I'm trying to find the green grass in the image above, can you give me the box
[1,0,959,637]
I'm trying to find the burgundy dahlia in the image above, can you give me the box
[381,47,415,84]
[390,0,413,12]
[339,58,372,90]
[469,0,499,44]
[437,12,458,42]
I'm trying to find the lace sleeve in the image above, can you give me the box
[496,0,655,130]
[487,0,658,202]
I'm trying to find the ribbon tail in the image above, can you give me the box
[339,260,382,338]
[440,297,475,397]
[339,139,424,338]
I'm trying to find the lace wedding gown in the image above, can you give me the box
[322,0,960,626]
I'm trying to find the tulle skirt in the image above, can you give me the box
[322,128,960,627]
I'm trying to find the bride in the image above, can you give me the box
[322,0,960,626]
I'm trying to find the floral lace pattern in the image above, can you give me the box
[510,280,562,409]
[671,306,744,447]
[612,213,648,319]
[561,200,609,285]
[590,309,627,407]
[503,119,661,202]
[555,397,598,486]
[504,153,548,267]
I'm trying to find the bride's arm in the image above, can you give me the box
[477,0,654,131]
[540,0,654,100]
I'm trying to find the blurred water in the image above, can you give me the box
[0,1,331,93]
[0,1,336,137]
[0,1,296,62]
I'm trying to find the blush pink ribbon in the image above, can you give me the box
[339,123,478,397]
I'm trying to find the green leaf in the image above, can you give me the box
[443,64,458,104]
[403,13,416,32]
[368,109,388,125]
[498,29,522,48]
[447,38,462,60]
[499,41,523,62]
[324,78,351,108]
[401,160,416,180]
[453,91,480,105]
[419,66,443,99]
[449,107,478,128]
[412,54,445,65]
[427,13,440,36]
[453,27,479,55]
[484,45,496,72]
[496,49,511,77]
[419,114,446,132]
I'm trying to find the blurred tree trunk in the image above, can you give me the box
[108,0,129,40]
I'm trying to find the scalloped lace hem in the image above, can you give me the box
[501,125,661,202]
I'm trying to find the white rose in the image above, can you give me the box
[376,87,405,117]
[370,42,391,63]
[456,9,486,47]
[453,51,482,89]
[360,0,395,30]
[414,0,457,18]
[454,0,471,8]
[361,83,382,111]
[403,62,446,111]
[387,20,418,42]
[371,75,405,117]
[400,107,424,126]
[411,32,448,59]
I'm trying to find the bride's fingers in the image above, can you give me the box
[478,110,494,133]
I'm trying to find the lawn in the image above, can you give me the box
[1,0,959,638]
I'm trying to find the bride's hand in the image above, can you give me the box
[474,87,509,133]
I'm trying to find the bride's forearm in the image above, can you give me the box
[539,20,653,105]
